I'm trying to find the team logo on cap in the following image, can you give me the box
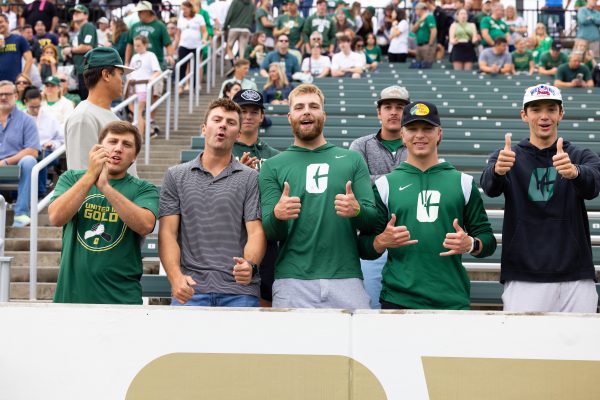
[241,90,261,102]
[530,85,555,97]
[410,103,430,116]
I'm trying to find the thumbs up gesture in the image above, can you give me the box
[494,133,516,176]
[373,214,418,253]
[232,257,252,285]
[440,218,473,256]
[553,137,578,179]
[274,182,302,220]
[335,181,360,218]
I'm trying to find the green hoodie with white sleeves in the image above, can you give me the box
[359,161,496,310]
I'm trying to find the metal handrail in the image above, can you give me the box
[0,195,8,302]
[111,94,140,127]
[195,42,212,106]
[29,144,66,301]
[211,33,226,89]
[145,70,173,164]
[174,51,195,131]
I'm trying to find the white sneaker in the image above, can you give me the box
[12,214,31,228]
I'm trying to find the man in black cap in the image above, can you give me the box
[358,101,496,310]
[69,5,98,100]
[538,41,568,76]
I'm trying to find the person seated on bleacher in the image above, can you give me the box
[481,84,600,313]
[554,51,594,88]
[222,81,242,99]
[302,0,336,56]
[352,36,378,72]
[49,120,158,304]
[259,34,301,79]
[510,37,535,75]
[218,58,258,98]
[263,62,294,104]
[478,36,512,75]
[301,42,331,78]
[358,101,496,310]
[41,76,74,129]
[0,80,40,228]
[331,34,364,79]
[537,41,568,77]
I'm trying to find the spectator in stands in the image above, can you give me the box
[174,1,208,94]
[303,0,336,56]
[481,84,600,312]
[222,81,242,99]
[352,37,377,71]
[364,33,383,64]
[96,17,110,47]
[301,43,331,77]
[159,98,266,307]
[0,80,40,228]
[576,0,600,57]
[541,0,566,34]
[22,86,63,196]
[34,20,57,48]
[426,0,453,60]
[274,0,304,51]
[387,9,409,63]
[573,38,598,73]
[39,44,58,81]
[57,71,81,107]
[359,101,495,310]
[42,76,74,127]
[57,32,72,66]
[64,47,135,173]
[480,3,509,48]
[247,32,267,70]
[505,5,527,52]
[206,0,231,35]
[20,0,58,33]
[70,5,98,100]
[258,83,376,308]
[20,24,42,61]
[260,34,301,78]
[449,8,479,70]
[223,0,256,60]
[533,23,553,64]
[304,31,324,56]
[256,0,275,49]
[349,86,410,308]
[166,21,177,46]
[219,59,258,98]
[511,37,535,75]
[14,74,32,111]
[474,0,492,30]
[50,120,158,304]
[335,8,355,40]
[554,51,594,88]
[538,41,568,76]
[355,6,376,41]
[1,0,17,32]
[110,19,129,62]
[331,34,364,78]
[478,37,512,75]
[263,62,293,104]
[411,2,437,69]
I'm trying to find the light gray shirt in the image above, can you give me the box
[349,130,408,184]
[478,47,512,68]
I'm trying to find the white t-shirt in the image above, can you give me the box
[388,19,409,54]
[301,55,331,76]
[97,29,109,46]
[129,51,161,93]
[31,108,63,149]
[177,14,206,50]
[207,0,232,29]
[42,96,74,128]
[331,51,364,72]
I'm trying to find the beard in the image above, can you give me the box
[290,114,325,143]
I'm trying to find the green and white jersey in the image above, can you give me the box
[52,170,159,304]
[233,139,280,171]
[259,143,376,280]
[72,22,97,73]
[359,162,496,310]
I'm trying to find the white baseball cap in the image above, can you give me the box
[135,1,154,13]
[522,84,562,108]
[377,86,410,106]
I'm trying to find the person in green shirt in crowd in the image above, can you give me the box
[511,37,535,74]
[256,0,275,48]
[554,51,594,88]
[358,101,496,310]
[538,41,568,76]
[275,0,305,51]
[50,120,159,304]
[411,2,437,68]
[69,5,97,100]
[302,0,336,56]
[533,22,553,64]
[474,0,492,30]
[480,2,510,47]
[364,33,383,63]
[259,83,377,309]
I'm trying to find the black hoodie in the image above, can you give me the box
[481,138,600,283]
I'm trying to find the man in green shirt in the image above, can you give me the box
[554,51,594,88]
[480,3,510,47]
[511,37,534,74]
[411,2,437,68]
[302,0,336,55]
[259,83,377,309]
[275,0,305,50]
[50,120,159,304]
[359,101,496,310]
[538,41,568,76]
[69,5,97,100]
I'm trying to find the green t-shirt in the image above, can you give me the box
[416,14,437,45]
[259,143,377,280]
[511,50,533,71]
[365,45,383,63]
[539,50,568,70]
[480,16,509,46]
[64,92,81,107]
[72,22,98,73]
[302,14,336,47]
[380,139,403,154]
[233,139,280,171]
[127,19,171,68]
[52,170,159,304]
[534,36,552,63]
[256,7,274,38]
[556,63,592,83]
[276,14,304,48]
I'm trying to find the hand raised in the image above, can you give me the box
[494,133,516,176]
[334,181,360,218]
[239,152,259,169]
[373,214,418,253]
[274,182,301,220]
[553,137,578,179]
[440,218,472,256]
[87,145,109,180]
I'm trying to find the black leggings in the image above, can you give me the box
[388,53,408,63]
[177,46,196,83]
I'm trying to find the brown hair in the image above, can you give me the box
[111,18,128,44]
[181,0,196,15]
[98,120,142,155]
[42,44,58,58]
[288,83,325,108]
[203,98,242,125]
[234,58,250,68]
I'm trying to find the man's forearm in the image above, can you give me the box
[5,148,37,165]
[48,173,96,226]
[158,230,184,283]
[243,229,266,265]
[72,44,93,54]
[100,184,155,236]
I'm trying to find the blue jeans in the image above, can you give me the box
[171,293,259,307]
[14,155,37,217]
[39,149,59,196]
[360,251,388,309]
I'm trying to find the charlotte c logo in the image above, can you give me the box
[306,163,329,194]
[417,190,441,222]
[528,167,557,201]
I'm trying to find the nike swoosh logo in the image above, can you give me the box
[399,184,412,191]
[335,155,346,159]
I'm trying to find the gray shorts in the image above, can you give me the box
[272,278,371,309]
[502,280,598,313]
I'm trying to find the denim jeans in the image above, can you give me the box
[171,293,259,307]
[14,155,37,216]
[38,149,59,196]
[360,250,388,309]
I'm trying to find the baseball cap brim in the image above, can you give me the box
[117,64,135,75]
[377,98,410,106]
[403,117,441,127]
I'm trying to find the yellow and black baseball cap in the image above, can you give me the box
[401,101,441,127]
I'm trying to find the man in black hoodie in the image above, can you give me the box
[481,84,600,313]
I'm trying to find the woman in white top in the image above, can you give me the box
[41,76,74,128]
[387,9,409,63]
[174,1,208,92]
[505,5,527,52]
[301,43,331,78]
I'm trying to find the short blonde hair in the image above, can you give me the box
[288,83,325,108]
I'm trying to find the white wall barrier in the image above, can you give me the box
[1,304,600,400]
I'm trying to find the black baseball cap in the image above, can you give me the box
[401,101,441,127]
[232,89,264,109]
[551,41,562,51]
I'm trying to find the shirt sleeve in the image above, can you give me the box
[158,167,181,217]
[51,170,77,203]
[350,153,377,232]
[23,115,41,151]
[480,148,508,198]
[134,180,160,219]
[243,170,262,222]
[150,52,161,72]
[357,182,389,260]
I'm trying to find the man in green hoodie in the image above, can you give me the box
[359,101,496,310]
[223,0,256,60]
[259,83,376,309]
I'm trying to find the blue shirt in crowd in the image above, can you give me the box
[0,34,30,83]
[0,107,40,159]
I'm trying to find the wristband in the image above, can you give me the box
[355,204,361,217]
[468,236,475,253]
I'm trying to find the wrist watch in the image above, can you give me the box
[246,260,259,277]
[470,237,480,254]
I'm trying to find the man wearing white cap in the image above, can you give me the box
[481,84,600,312]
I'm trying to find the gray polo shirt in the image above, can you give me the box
[349,130,408,184]
[159,154,262,297]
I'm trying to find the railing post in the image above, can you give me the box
[174,56,180,131]
[212,37,217,90]
[195,45,202,107]
[0,257,12,302]
[220,33,225,78]
[189,55,194,115]
[29,158,39,301]
[165,71,172,140]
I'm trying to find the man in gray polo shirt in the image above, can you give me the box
[349,85,410,308]
[158,98,266,307]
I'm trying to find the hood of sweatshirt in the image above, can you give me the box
[285,143,336,153]
[516,137,572,165]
